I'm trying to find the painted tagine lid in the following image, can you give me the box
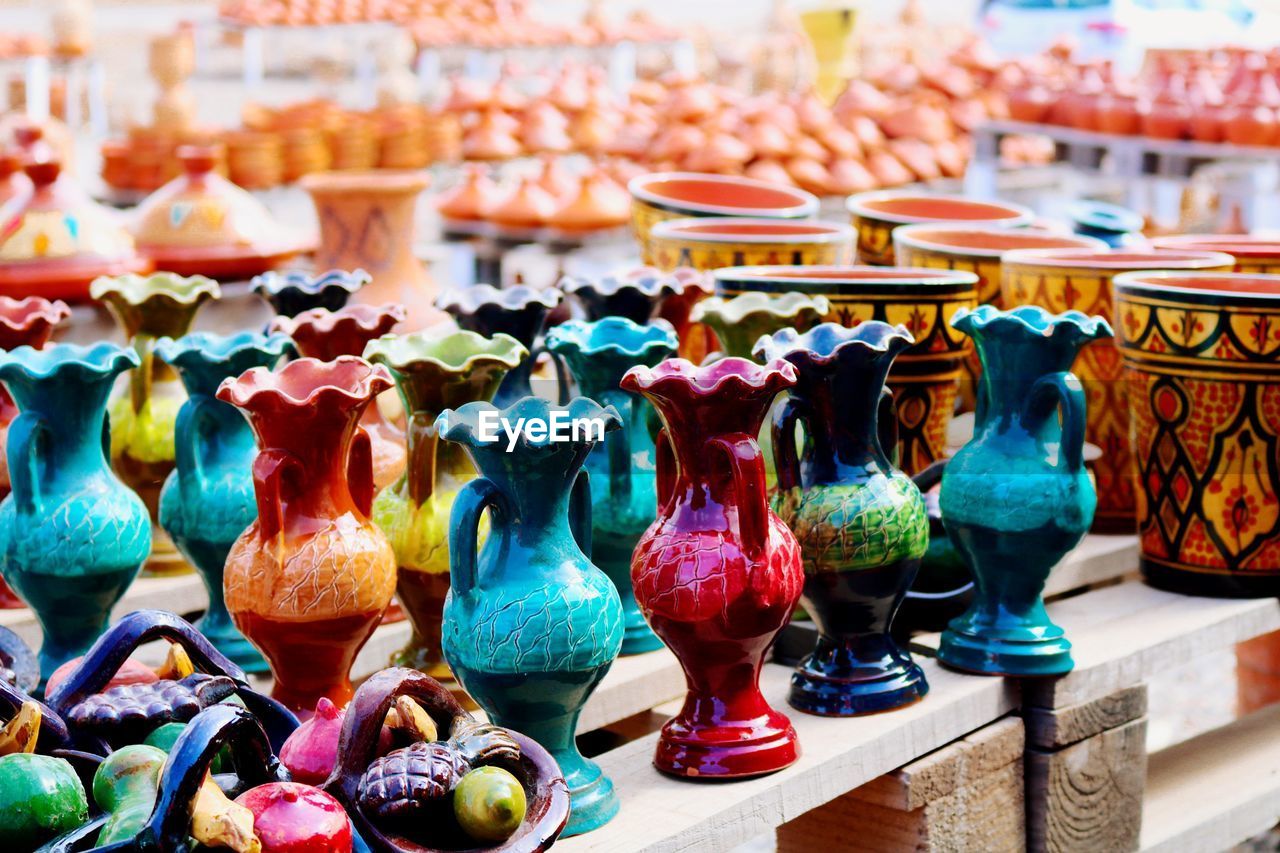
[0,159,149,301]
[130,145,313,279]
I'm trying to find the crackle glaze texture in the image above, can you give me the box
[623,358,803,778]
[440,396,623,836]
[938,306,1111,677]
[758,322,930,715]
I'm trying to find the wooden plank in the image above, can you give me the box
[1042,534,1138,599]
[1141,703,1280,853]
[556,659,1018,853]
[1026,685,1148,749]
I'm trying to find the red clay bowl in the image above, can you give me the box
[846,192,1034,226]
[1149,234,1280,273]
[629,172,819,219]
[893,224,1108,257]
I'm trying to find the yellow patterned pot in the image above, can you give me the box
[1001,249,1235,532]
[1151,234,1280,274]
[628,172,819,264]
[1114,271,1280,597]
[845,192,1033,267]
[713,265,978,475]
[648,217,854,272]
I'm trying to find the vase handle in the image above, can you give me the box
[601,390,633,506]
[654,428,676,512]
[347,426,375,517]
[173,395,212,503]
[771,396,803,493]
[542,346,573,405]
[570,468,593,555]
[1023,370,1088,473]
[7,412,48,517]
[710,433,769,560]
[406,411,437,505]
[877,386,901,468]
[252,447,303,541]
[128,334,154,415]
[449,477,504,599]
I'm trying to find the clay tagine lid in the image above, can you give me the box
[130,145,313,279]
[0,158,150,301]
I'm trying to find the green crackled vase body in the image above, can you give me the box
[938,306,1112,676]
[545,317,677,655]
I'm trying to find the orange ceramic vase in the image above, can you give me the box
[217,356,397,715]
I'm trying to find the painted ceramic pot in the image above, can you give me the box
[1151,234,1280,274]
[656,268,716,364]
[647,217,855,272]
[301,170,441,331]
[846,191,1033,267]
[217,356,397,714]
[0,343,150,684]
[1069,201,1146,249]
[1001,248,1235,532]
[440,397,624,836]
[365,331,525,678]
[545,318,678,655]
[270,303,408,491]
[938,306,1112,676]
[713,265,980,475]
[622,358,803,778]
[0,296,70,609]
[1114,272,1280,597]
[757,322,930,715]
[92,272,220,577]
[436,284,562,407]
[155,332,293,673]
[252,268,369,318]
[559,270,679,325]
[628,172,819,264]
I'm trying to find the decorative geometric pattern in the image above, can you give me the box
[649,239,849,273]
[852,214,897,266]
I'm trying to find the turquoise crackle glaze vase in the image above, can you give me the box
[440,396,624,837]
[938,305,1113,677]
[0,342,151,685]
[545,317,677,655]
[756,321,930,715]
[155,331,294,674]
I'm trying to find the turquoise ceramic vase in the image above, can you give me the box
[0,342,151,684]
[440,396,624,837]
[155,331,294,674]
[938,305,1112,676]
[545,317,677,655]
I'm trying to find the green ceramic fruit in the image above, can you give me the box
[143,722,226,773]
[0,752,89,848]
[92,744,167,847]
[453,766,527,843]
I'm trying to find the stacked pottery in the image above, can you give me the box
[846,191,1033,266]
[545,318,678,655]
[252,268,369,318]
[1001,248,1234,532]
[559,270,678,324]
[439,397,624,835]
[91,272,220,577]
[647,217,855,272]
[1152,234,1280,274]
[364,330,526,680]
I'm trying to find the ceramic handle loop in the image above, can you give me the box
[877,387,900,468]
[570,469,592,556]
[347,427,375,517]
[601,390,633,506]
[252,448,304,542]
[771,396,804,493]
[8,411,49,516]
[654,428,676,512]
[1023,371,1088,473]
[173,395,212,500]
[405,411,438,506]
[449,477,505,599]
[710,433,769,560]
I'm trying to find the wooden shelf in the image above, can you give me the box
[1043,534,1138,599]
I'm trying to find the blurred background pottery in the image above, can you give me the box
[252,268,368,318]
[846,191,1033,266]
[655,268,716,365]
[647,217,854,272]
[1152,234,1280,274]
[1068,200,1146,249]
[691,291,829,361]
[559,269,678,325]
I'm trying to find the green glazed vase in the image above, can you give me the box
[365,330,527,683]
[938,305,1112,677]
[545,317,677,655]
[690,291,829,360]
[91,272,220,579]
[439,396,624,837]
[155,331,294,674]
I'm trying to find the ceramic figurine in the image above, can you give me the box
[364,331,526,678]
[938,306,1112,676]
[217,356,397,715]
[545,318,678,654]
[439,397,623,835]
[437,284,563,406]
[91,272,220,578]
[757,322,930,715]
[0,342,150,684]
[559,270,679,324]
[691,291,829,359]
[0,296,70,608]
[270,304,408,490]
[155,332,293,672]
[622,358,803,777]
[252,268,370,318]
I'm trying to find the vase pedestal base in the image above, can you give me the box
[789,656,928,716]
[938,626,1073,677]
[654,710,800,779]
[560,755,620,837]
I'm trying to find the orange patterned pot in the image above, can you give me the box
[1151,234,1280,274]
[647,218,854,272]
[845,192,1033,267]
[1001,249,1235,532]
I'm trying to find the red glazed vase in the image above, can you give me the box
[217,356,397,715]
[622,357,803,778]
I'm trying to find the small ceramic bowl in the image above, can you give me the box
[1150,234,1280,274]
[846,191,1034,266]
[648,217,855,272]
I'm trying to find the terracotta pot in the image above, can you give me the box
[1152,234,1280,274]
[648,217,854,272]
[846,192,1033,266]
[1001,249,1235,532]
[1114,272,1280,596]
[713,265,979,475]
[301,170,440,331]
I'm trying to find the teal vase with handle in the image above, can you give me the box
[440,396,624,837]
[545,317,677,655]
[155,331,293,674]
[938,305,1112,677]
[0,342,151,685]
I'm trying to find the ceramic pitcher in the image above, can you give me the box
[938,305,1112,677]
[622,358,803,778]
[0,342,151,684]
[439,396,624,837]
[545,317,677,655]
[217,356,397,714]
[757,322,930,715]
[155,331,293,673]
